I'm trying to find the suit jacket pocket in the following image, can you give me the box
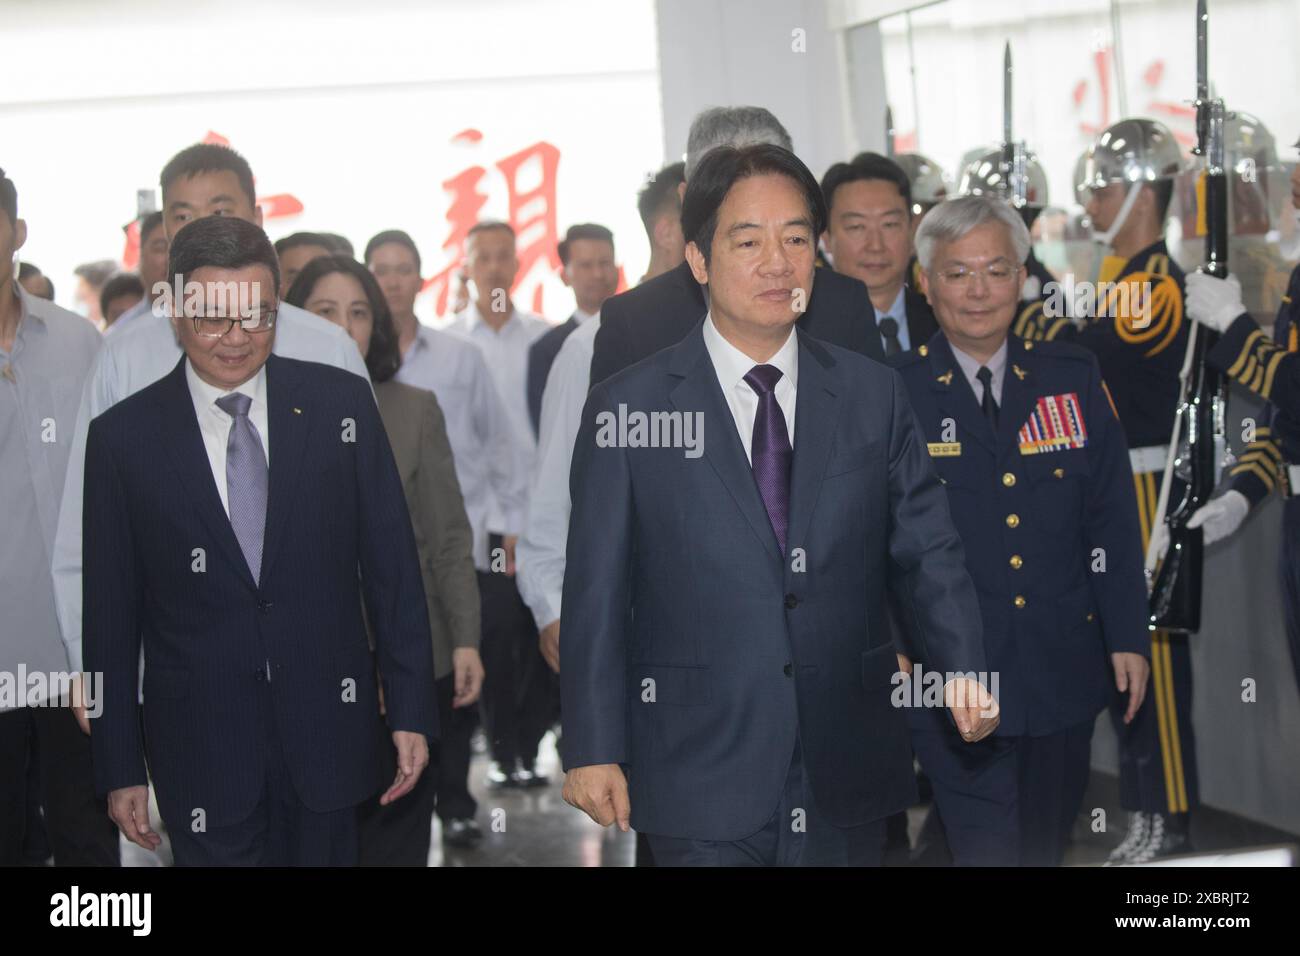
[825,444,876,478]
[861,643,900,690]
[142,666,190,701]
[634,663,711,706]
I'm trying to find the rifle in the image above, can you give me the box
[1147,0,1233,633]
[1001,42,1029,208]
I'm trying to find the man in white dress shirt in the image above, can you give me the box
[55,143,367,707]
[444,221,554,788]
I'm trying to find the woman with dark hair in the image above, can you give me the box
[285,255,486,861]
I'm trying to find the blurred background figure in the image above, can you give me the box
[108,212,168,337]
[16,262,53,301]
[635,161,685,284]
[72,259,118,330]
[274,231,334,298]
[98,273,145,331]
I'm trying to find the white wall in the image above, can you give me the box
[0,0,663,322]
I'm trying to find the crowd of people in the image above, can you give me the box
[1,99,1296,868]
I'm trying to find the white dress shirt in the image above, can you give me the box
[949,338,1008,406]
[701,313,798,463]
[444,304,548,530]
[516,315,600,631]
[51,303,368,672]
[394,323,528,569]
[184,360,269,516]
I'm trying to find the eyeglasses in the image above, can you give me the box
[190,310,278,338]
[933,263,1020,287]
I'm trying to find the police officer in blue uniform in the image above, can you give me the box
[1182,139,1300,698]
[892,195,1151,866]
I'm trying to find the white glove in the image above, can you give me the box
[1187,489,1251,545]
[1185,272,1245,333]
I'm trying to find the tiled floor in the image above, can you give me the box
[117,734,1296,867]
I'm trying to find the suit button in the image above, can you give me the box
[783,662,793,677]
[1005,513,1020,528]
[258,600,272,613]
[1002,472,1017,487]
[1086,612,1096,622]
[784,593,799,610]
[1009,554,1023,569]
[1013,595,1026,609]
[1053,468,1065,479]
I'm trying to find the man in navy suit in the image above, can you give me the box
[526,223,618,435]
[560,144,996,866]
[83,217,437,866]
[589,107,886,387]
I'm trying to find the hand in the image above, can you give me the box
[539,620,560,673]
[451,647,484,708]
[107,786,161,852]
[1112,652,1150,724]
[895,652,913,677]
[503,535,518,576]
[70,672,91,735]
[945,677,1000,742]
[379,730,429,806]
[1188,489,1250,545]
[1185,272,1245,333]
[562,764,630,831]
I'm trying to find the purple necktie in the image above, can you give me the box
[743,364,792,555]
[216,392,268,583]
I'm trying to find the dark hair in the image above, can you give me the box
[100,273,145,319]
[821,152,912,219]
[1149,179,1174,222]
[274,231,333,256]
[681,144,827,266]
[18,262,54,300]
[160,143,257,209]
[364,229,421,272]
[319,232,354,257]
[138,211,165,245]
[557,223,614,266]
[0,168,16,224]
[467,220,516,244]
[74,260,118,288]
[637,161,686,236]
[284,255,400,384]
[167,215,281,296]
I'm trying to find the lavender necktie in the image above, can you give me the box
[216,392,268,583]
[743,364,792,555]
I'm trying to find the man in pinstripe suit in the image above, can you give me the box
[84,217,437,866]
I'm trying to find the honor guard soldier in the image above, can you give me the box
[959,146,1060,341]
[1069,117,1197,862]
[891,196,1150,866]
[1182,134,1300,699]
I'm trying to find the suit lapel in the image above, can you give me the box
[667,327,782,564]
[785,332,840,555]
[153,357,257,593]
[927,335,997,455]
[259,354,311,587]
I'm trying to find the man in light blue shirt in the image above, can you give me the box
[0,167,118,865]
[53,144,367,686]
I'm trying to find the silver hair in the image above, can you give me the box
[914,195,1031,271]
[684,106,793,179]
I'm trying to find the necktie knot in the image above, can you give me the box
[878,316,901,356]
[216,392,253,419]
[976,366,993,389]
[744,364,783,396]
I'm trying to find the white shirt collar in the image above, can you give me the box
[185,358,268,417]
[573,308,599,325]
[459,302,526,335]
[948,337,1008,396]
[702,313,799,394]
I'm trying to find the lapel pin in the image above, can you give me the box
[1012,364,1027,381]
[936,370,953,386]
[292,407,302,415]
